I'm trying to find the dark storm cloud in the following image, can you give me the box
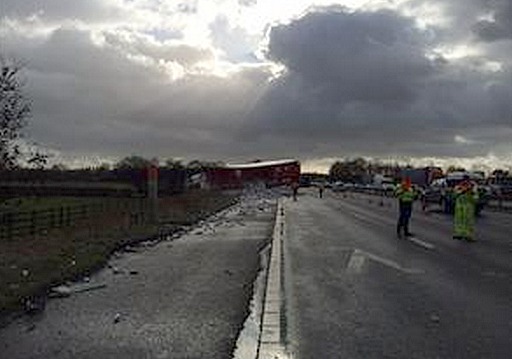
[267,8,435,106]
[240,6,512,158]
[409,0,512,44]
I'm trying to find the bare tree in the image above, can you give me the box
[164,158,185,169]
[0,56,31,169]
[115,155,152,169]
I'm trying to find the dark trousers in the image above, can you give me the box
[397,201,413,235]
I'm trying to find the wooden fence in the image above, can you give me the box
[0,197,150,240]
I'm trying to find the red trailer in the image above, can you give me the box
[206,159,300,189]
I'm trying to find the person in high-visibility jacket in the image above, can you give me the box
[395,177,416,237]
[453,178,478,241]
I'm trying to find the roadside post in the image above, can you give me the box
[147,161,159,224]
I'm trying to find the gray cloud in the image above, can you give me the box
[240,7,512,158]
[1,3,511,164]
[0,0,126,23]
[2,25,272,160]
[103,30,214,67]
[238,0,257,6]
[473,0,512,41]
[209,15,260,62]
[177,1,198,14]
[267,8,435,106]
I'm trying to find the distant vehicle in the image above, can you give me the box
[331,181,347,192]
[299,176,312,187]
[311,180,326,187]
[486,176,512,200]
[424,172,490,215]
[400,167,443,187]
[372,174,396,195]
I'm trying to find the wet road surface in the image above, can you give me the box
[283,189,512,359]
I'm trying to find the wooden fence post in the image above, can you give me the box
[31,210,36,237]
[50,208,55,228]
[66,206,71,227]
[7,212,13,240]
[0,214,3,240]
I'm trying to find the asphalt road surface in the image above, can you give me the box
[283,188,512,359]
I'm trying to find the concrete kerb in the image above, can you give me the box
[257,199,289,359]
[232,198,290,359]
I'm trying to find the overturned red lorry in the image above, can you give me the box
[205,159,301,189]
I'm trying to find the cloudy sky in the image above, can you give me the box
[1,0,511,171]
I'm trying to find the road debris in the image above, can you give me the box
[49,282,107,299]
[123,246,138,253]
[49,285,72,298]
[26,323,36,333]
[430,314,440,323]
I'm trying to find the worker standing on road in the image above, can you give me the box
[419,186,427,212]
[395,177,416,238]
[318,182,325,198]
[453,177,478,241]
[292,181,299,201]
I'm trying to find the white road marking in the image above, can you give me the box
[339,204,435,251]
[407,236,435,250]
[347,250,366,273]
[355,249,424,275]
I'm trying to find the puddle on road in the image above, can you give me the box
[232,243,271,359]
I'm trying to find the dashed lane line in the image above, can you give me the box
[407,236,435,250]
[354,249,425,275]
[336,202,436,251]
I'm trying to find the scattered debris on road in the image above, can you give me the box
[49,282,107,299]
[49,285,72,298]
[430,314,440,323]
